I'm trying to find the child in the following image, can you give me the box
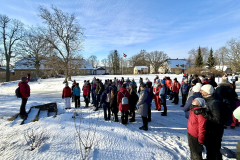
[62,83,72,109]
[187,98,207,159]
[73,83,81,108]
[83,82,89,108]
[110,89,118,122]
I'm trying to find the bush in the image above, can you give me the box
[186,67,225,77]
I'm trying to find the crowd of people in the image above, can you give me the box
[17,73,240,160]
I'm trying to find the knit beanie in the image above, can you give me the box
[201,84,214,95]
[161,80,165,85]
[192,83,202,92]
[156,79,160,83]
[195,98,206,108]
[21,77,28,81]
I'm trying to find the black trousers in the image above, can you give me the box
[121,111,128,124]
[142,116,148,128]
[182,94,187,106]
[161,96,167,114]
[84,95,89,106]
[205,129,224,160]
[113,112,119,122]
[130,106,135,120]
[74,96,80,108]
[173,92,179,104]
[188,133,203,160]
[103,106,111,120]
[148,104,151,120]
[20,98,28,115]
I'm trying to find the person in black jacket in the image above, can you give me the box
[194,84,225,160]
[129,84,139,122]
[207,74,217,88]
[110,89,118,122]
[87,80,91,102]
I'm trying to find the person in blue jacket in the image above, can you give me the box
[160,80,168,116]
[73,83,81,108]
[100,85,111,121]
[183,84,202,119]
[180,79,190,107]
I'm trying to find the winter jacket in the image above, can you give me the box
[146,81,152,88]
[172,82,180,93]
[27,75,30,82]
[100,89,110,109]
[83,85,89,96]
[160,84,167,97]
[154,84,161,95]
[165,79,172,88]
[117,87,130,112]
[208,79,217,88]
[87,83,91,95]
[200,94,225,137]
[187,106,207,144]
[129,91,139,111]
[137,87,148,117]
[18,81,30,99]
[95,82,103,95]
[183,92,202,119]
[186,87,194,101]
[62,87,72,98]
[110,94,118,113]
[73,86,81,96]
[180,83,190,95]
[215,82,238,110]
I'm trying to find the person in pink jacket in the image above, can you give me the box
[187,98,207,160]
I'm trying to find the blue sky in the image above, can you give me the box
[1,0,240,60]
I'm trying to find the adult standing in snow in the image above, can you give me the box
[129,84,139,122]
[27,73,30,82]
[146,80,153,122]
[207,74,217,88]
[233,107,240,159]
[154,75,159,83]
[100,85,111,121]
[183,84,202,119]
[83,82,90,108]
[117,83,130,125]
[19,77,30,119]
[153,79,161,111]
[172,78,180,105]
[73,83,80,108]
[62,83,72,109]
[160,80,167,116]
[193,75,202,84]
[71,80,76,102]
[194,84,225,160]
[87,80,91,102]
[137,83,149,131]
[95,79,103,111]
[91,79,97,107]
[186,80,198,101]
[180,79,190,107]
[110,89,118,122]
[187,98,207,160]
[165,77,173,99]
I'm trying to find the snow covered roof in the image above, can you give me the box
[14,57,36,70]
[0,67,14,72]
[135,66,148,70]
[72,59,93,70]
[215,65,230,71]
[167,59,188,69]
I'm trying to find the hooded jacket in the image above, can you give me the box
[187,106,207,144]
[137,87,149,117]
[18,81,30,99]
[180,83,190,94]
[183,92,202,119]
[129,90,139,111]
[73,86,81,96]
[100,89,110,109]
[117,87,130,111]
[172,81,180,93]
[83,85,89,96]
[62,86,72,98]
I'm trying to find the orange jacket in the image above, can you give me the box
[165,79,172,88]
[172,82,180,93]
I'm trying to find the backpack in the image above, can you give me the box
[106,92,111,103]
[210,99,233,126]
[15,87,22,98]
[146,91,152,105]
[120,91,128,105]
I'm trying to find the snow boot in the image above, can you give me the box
[161,112,167,116]
[129,118,136,122]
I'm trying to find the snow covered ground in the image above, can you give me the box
[0,74,239,160]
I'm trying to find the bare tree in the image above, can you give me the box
[19,26,48,78]
[146,50,168,74]
[225,38,240,72]
[101,58,107,69]
[0,14,24,81]
[38,5,84,83]
[87,55,98,68]
[129,49,147,67]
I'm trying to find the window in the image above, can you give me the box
[87,70,90,73]
[21,71,25,75]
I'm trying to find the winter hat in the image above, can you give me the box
[195,98,206,108]
[192,83,202,92]
[140,83,146,88]
[65,82,68,86]
[21,77,28,81]
[201,84,214,95]
[146,77,149,81]
[191,79,197,85]
[161,80,165,85]
[174,78,177,81]
[156,79,160,83]
[233,107,240,120]
[76,83,79,86]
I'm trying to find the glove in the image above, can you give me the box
[198,142,204,146]
[194,109,203,115]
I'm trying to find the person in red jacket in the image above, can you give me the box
[165,77,173,99]
[117,83,130,125]
[172,78,180,104]
[19,77,30,119]
[153,79,161,111]
[62,83,72,109]
[187,98,207,160]
[83,82,90,108]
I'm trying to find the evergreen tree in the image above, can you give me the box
[195,46,203,67]
[207,48,215,68]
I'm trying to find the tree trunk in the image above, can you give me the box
[64,63,68,83]
[5,60,10,82]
